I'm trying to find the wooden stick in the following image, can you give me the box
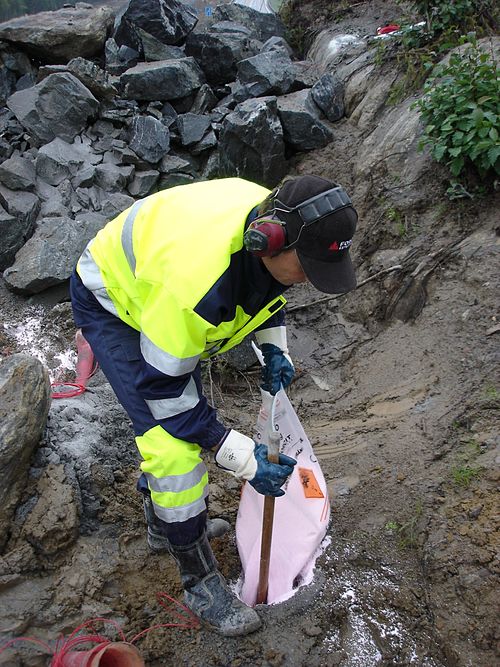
[256,430,280,605]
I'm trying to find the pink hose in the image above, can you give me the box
[56,641,144,667]
[51,330,97,398]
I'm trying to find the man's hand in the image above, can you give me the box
[215,430,296,497]
[260,343,295,395]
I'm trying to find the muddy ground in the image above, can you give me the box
[0,1,499,666]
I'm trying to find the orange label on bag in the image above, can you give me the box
[298,467,325,499]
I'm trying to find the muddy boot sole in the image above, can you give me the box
[184,572,261,637]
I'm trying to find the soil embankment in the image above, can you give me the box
[0,1,498,665]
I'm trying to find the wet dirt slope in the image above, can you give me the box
[0,1,498,666]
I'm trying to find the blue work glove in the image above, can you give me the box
[260,343,295,395]
[215,431,296,497]
[249,444,297,497]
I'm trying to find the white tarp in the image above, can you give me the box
[234,0,275,14]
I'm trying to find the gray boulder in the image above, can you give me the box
[1,47,33,80]
[136,27,185,62]
[7,73,99,146]
[0,183,39,227]
[311,73,345,122]
[190,84,219,114]
[176,113,211,147]
[66,58,118,102]
[191,130,217,156]
[159,153,194,175]
[213,3,286,42]
[0,5,114,64]
[185,29,260,85]
[292,60,324,90]
[237,51,295,97]
[277,89,333,151]
[120,58,205,101]
[36,137,101,187]
[37,180,67,218]
[219,96,286,187]
[128,170,160,197]
[36,59,117,102]
[94,163,135,192]
[101,193,135,219]
[105,38,140,76]
[0,62,16,106]
[261,36,294,57]
[3,215,106,294]
[114,0,198,48]
[0,204,34,271]
[127,116,170,163]
[0,154,36,191]
[0,354,51,552]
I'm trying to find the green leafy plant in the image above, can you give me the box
[385,521,399,531]
[382,1,498,103]
[414,37,499,180]
[397,0,498,40]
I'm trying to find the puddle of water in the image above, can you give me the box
[3,308,76,381]
[321,541,444,666]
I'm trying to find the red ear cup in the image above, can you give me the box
[243,220,286,257]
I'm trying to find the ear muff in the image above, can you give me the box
[243,219,286,257]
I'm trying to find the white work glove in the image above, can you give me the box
[214,429,296,497]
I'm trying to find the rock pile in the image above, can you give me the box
[0,0,345,295]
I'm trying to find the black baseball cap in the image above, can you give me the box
[273,175,358,294]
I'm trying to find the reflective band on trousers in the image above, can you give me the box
[136,425,209,523]
[144,460,207,494]
[145,376,200,419]
[152,488,209,524]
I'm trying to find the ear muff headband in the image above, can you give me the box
[244,185,353,257]
[275,185,352,225]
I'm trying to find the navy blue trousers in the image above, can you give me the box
[70,270,207,545]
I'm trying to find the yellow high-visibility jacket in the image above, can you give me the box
[77,178,287,448]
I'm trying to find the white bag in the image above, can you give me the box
[236,369,330,605]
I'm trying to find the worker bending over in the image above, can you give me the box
[70,175,358,636]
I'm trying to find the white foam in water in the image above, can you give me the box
[3,308,76,381]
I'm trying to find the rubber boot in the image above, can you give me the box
[170,531,261,637]
[142,494,230,552]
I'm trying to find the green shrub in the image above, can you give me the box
[414,37,499,180]
[398,0,498,40]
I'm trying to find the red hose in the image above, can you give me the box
[377,24,400,34]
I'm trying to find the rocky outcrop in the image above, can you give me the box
[0,5,114,64]
[20,464,80,556]
[0,0,350,294]
[0,354,51,551]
